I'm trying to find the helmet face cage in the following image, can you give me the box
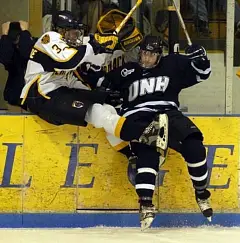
[139,36,163,69]
[64,28,84,47]
[52,10,86,47]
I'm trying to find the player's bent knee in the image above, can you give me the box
[103,104,117,114]
[181,136,206,163]
[85,103,105,128]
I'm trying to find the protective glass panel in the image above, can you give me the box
[142,0,228,114]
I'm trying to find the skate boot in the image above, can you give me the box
[195,189,213,222]
[139,203,156,231]
[139,113,168,151]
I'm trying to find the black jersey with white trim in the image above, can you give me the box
[104,53,211,115]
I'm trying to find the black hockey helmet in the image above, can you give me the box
[52,10,86,47]
[140,35,163,54]
[139,35,163,69]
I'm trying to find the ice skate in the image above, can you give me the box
[139,114,168,151]
[195,189,213,222]
[139,204,156,231]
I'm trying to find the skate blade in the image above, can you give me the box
[141,217,154,231]
[207,216,212,222]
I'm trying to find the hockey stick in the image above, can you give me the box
[114,0,142,34]
[171,0,192,46]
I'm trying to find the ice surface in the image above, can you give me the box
[0,227,240,243]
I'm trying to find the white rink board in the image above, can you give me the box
[1,227,240,243]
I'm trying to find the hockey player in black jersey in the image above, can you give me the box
[100,35,212,230]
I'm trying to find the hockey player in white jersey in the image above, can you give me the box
[20,10,165,150]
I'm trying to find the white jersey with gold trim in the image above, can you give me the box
[21,31,94,100]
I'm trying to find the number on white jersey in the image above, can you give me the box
[35,31,77,62]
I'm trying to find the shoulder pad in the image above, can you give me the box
[34,31,77,62]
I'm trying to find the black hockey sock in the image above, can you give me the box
[195,189,211,200]
[139,197,153,206]
[132,143,160,207]
[119,145,134,158]
[181,138,208,190]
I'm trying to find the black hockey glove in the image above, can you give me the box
[185,44,210,72]
[96,75,111,90]
[78,62,105,89]
[96,86,122,107]
[80,62,102,75]
[105,89,123,107]
[185,44,207,60]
